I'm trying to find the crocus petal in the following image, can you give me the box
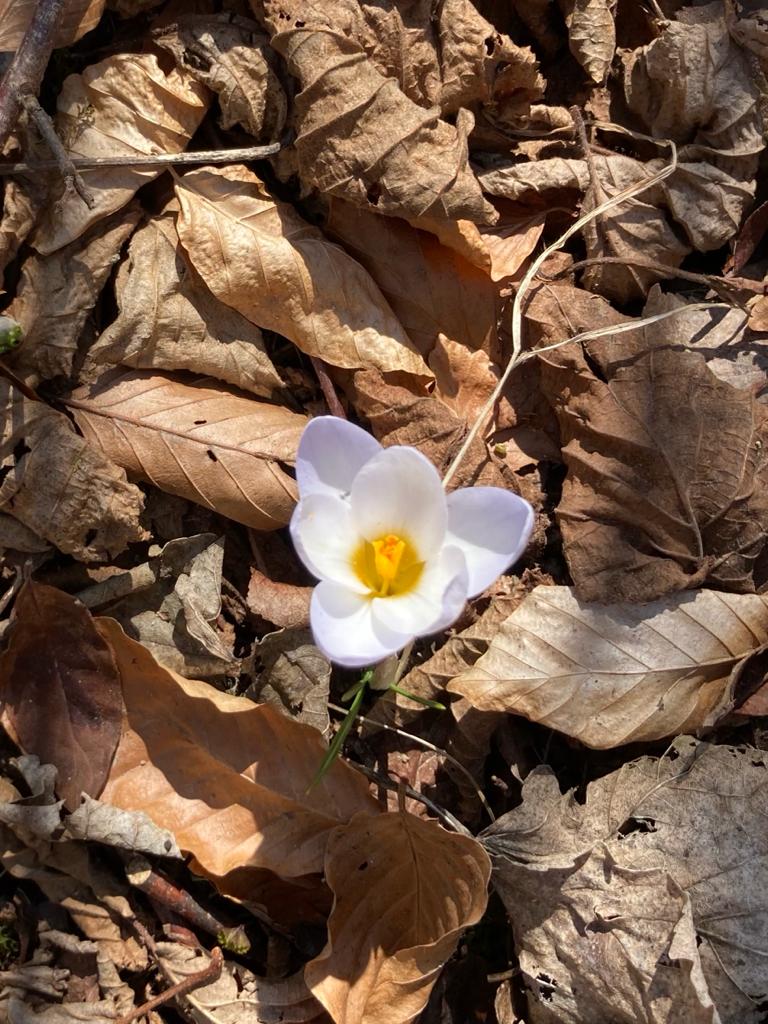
[371,545,469,637]
[446,487,534,597]
[290,493,367,593]
[295,416,382,500]
[350,446,447,558]
[310,582,412,668]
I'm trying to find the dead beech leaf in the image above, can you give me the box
[32,53,208,255]
[0,0,104,50]
[560,0,616,83]
[7,205,141,386]
[175,165,428,377]
[449,585,768,747]
[326,200,500,358]
[0,583,123,809]
[0,382,145,561]
[483,737,768,1023]
[66,370,305,530]
[540,332,768,602]
[84,207,282,398]
[97,619,378,905]
[266,22,497,225]
[154,14,286,141]
[305,811,490,1024]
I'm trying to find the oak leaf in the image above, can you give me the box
[66,370,305,530]
[0,382,145,561]
[483,737,768,1022]
[85,207,282,398]
[449,585,768,747]
[175,165,429,376]
[32,53,208,255]
[304,811,490,1024]
[540,332,768,601]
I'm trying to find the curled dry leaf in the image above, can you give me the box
[249,627,330,734]
[154,14,286,141]
[305,811,490,1024]
[66,370,305,530]
[85,207,282,398]
[264,20,496,225]
[0,583,123,810]
[0,382,145,561]
[175,165,429,377]
[98,618,378,918]
[7,205,141,386]
[0,170,48,282]
[32,54,208,255]
[247,566,312,630]
[560,0,616,83]
[449,584,768,747]
[483,737,768,1023]
[540,332,768,602]
[0,0,104,50]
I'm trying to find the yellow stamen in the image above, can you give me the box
[352,532,423,597]
[372,535,405,596]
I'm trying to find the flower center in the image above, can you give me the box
[352,533,424,597]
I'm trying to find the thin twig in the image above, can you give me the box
[115,947,223,1024]
[310,355,347,418]
[0,0,66,152]
[0,143,281,175]
[18,94,94,207]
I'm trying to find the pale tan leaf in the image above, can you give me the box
[0,0,104,50]
[449,585,768,747]
[305,811,490,1024]
[484,737,768,1023]
[175,165,429,376]
[266,21,497,225]
[98,619,378,910]
[85,207,283,398]
[32,54,208,255]
[7,205,141,386]
[66,371,305,530]
[0,383,144,561]
[0,172,47,283]
[560,0,616,83]
[154,14,286,141]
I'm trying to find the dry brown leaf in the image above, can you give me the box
[66,370,305,530]
[264,20,497,225]
[155,943,327,1023]
[749,294,768,333]
[540,330,768,601]
[98,619,379,913]
[326,200,500,357]
[249,627,330,734]
[0,583,123,809]
[31,53,208,255]
[345,369,508,491]
[247,566,312,630]
[449,584,768,747]
[0,0,104,50]
[0,383,145,561]
[154,14,286,141]
[84,207,282,398]
[175,165,429,376]
[0,513,49,554]
[483,736,768,1023]
[7,205,141,386]
[429,335,501,431]
[560,0,616,83]
[0,171,47,283]
[304,811,491,1024]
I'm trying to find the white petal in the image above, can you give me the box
[296,416,382,500]
[371,545,469,637]
[290,493,367,592]
[350,446,447,558]
[446,487,534,597]
[310,582,412,667]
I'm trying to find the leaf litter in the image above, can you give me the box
[1,1,768,1022]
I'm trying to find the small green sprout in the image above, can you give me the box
[0,317,22,356]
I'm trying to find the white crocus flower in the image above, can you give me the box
[290,417,534,668]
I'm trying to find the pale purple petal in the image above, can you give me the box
[446,487,534,597]
[296,416,382,500]
[290,493,367,592]
[350,446,446,559]
[310,582,412,667]
[371,546,468,637]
